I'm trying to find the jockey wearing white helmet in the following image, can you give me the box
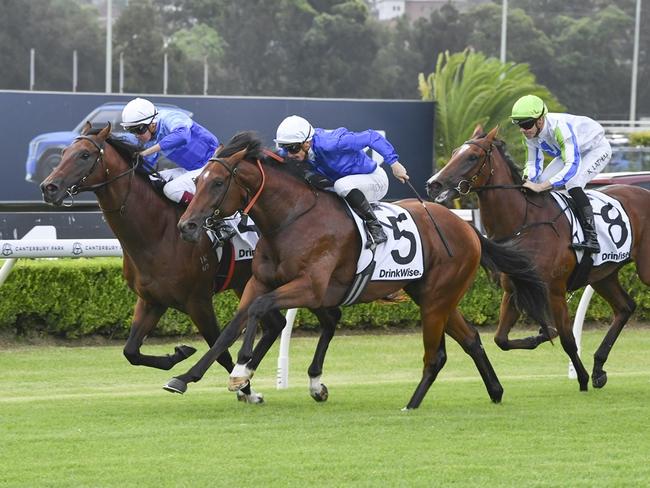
[275,115,409,249]
[511,95,611,253]
[121,97,221,206]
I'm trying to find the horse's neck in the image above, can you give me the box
[247,164,319,237]
[477,158,529,239]
[96,153,177,253]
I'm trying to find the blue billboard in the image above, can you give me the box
[0,90,434,201]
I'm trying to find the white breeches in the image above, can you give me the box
[540,139,612,189]
[156,167,205,203]
[333,165,389,202]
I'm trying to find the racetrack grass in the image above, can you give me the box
[2,326,650,487]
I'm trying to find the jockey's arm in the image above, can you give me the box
[522,138,543,182]
[547,122,580,188]
[338,129,408,182]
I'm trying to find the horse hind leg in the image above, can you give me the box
[446,309,503,403]
[404,301,448,410]
[590,276,636,388]
[494,291,557,351]
[306,307,342,402]
[551,293,590,391]
[123,299,194,370]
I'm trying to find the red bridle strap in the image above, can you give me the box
[241,159,266,215]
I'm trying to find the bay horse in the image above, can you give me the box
[39,123,298,402]
[426,125,650,391]
[164,131,551,409]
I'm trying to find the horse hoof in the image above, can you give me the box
[490,388,504,404]
[175,344,197,360]
[237,390,265,404]
[310,384,329,402]
[592,371,608,389]
[579,382,589,392]
[228,377,250,392]
[163,377,187,394]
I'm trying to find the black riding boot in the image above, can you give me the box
[344,189,387,249]
[572,205,600,253]
[568,187,600,253]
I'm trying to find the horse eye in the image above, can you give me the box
[81,152,90,160]
[214,180,224,187]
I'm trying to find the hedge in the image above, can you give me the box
[0,258,648,338]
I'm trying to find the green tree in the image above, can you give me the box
[418,50,562,168]
[0,0,104,91]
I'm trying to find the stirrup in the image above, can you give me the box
[572,237,600,253]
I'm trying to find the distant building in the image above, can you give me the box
[366,0,491,22]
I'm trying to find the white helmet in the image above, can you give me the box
[121,97,157,127]
[274,115,314,145]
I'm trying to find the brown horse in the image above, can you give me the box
[426,126,650,391]
[163,132,551,409]
[39,123,298,402]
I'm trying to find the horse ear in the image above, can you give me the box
[471,124,484,138]
[81,121,92,135]
[486,125,499,141]
[98,122,112,141]
[231,148,248,162]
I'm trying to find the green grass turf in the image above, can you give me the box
[1,326,650,487]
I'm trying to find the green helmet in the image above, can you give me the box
[511,95,548,120]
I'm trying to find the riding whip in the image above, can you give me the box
[406,180,453,257]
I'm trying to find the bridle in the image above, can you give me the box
[202,156,266,232]
[451,140,495,195]
[63,135,140,215]
[447,137,564,238]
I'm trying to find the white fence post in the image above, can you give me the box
[568,285,594,379]
[276,308,297,389]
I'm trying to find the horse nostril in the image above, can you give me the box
[41,183,58,195]
[426,181,442,199]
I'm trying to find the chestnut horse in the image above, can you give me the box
[163,132,550,409]
[40,123,297,402]
[427,126,650,391]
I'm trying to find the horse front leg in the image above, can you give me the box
[123,298,194,370]
[494,291,556,350]
[185,297,262,403]
[228,276,326,394]
[163,291,255,394]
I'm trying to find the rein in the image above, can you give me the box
[203,154,318,234]
[455,138,564,239]
[64,135,140,215]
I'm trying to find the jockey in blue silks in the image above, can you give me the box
[120,97,220,205]
[275,115,409,248]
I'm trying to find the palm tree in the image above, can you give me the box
[419,50,563,168]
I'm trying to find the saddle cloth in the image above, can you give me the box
[550,190,632,266]
[351,202,425,281]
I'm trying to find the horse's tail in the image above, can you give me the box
[473,227,551,333]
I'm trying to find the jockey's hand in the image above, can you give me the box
[522,180,552,193]
[391,161,409,183]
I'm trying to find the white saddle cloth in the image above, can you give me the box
[550,190,633,266]
[351,202,425,281]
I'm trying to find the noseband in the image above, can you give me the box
[452,140,494,195]
[202,157,266,231]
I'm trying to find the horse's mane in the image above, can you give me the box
[494,139,524,185]
[85,128,140,165]
[218,131,315,185]
[473,132,524,185]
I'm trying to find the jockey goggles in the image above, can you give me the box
[280,142,304,154]
[512,118,538,130]
[125,124,150,135]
